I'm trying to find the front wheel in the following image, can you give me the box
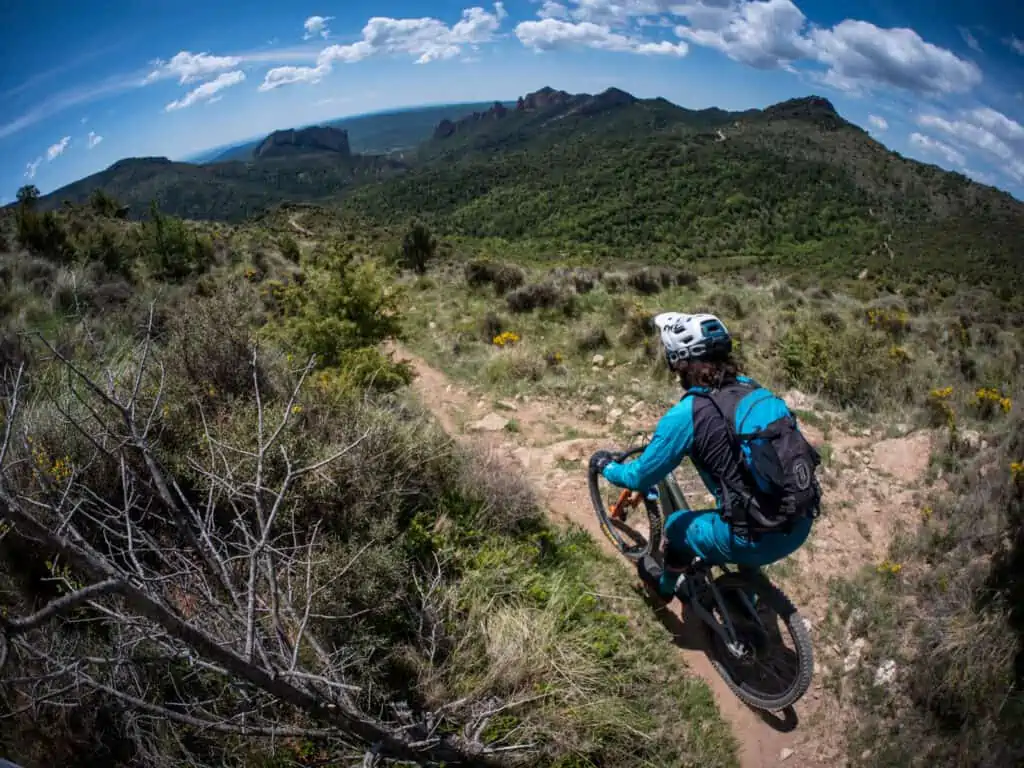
[702,571,814,711]
[588,448,663,562]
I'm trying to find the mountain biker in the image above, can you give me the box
[590,312,818,601]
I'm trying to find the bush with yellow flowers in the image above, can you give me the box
[876,559,903,579]
[865,307,911,338]
[926,385,955,428]
[970,387,1012,420]
[492,330,521,348]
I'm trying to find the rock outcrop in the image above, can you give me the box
[254,126,352,158]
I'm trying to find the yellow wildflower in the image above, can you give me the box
[492,331,521,347]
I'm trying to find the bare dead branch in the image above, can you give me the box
[6,578,123,636]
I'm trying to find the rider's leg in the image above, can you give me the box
[669,510,814,568]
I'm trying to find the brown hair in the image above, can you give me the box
[677,356,740,390]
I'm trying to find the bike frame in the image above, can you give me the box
[653,473,770,657]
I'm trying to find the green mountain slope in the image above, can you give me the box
[25,86,1024,286]
[341,89,1023,286]
[34,152,407,221]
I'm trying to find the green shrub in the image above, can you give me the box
[465,259,526,295]
[279,234,301,263]
[708,291,746,321]
[479,311,506,342]
[506,282,569,313]
[576,325,610,352]
[602,271,627,293]
[142,205,214,280]
[627,268,663,295]
[779,319,900,408]
[17,207,71,262]
[398,220,437,274]
[273,247,404,372]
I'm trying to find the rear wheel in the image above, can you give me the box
[701,571,813,711]
[588,448,663,561]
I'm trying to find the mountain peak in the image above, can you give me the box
[254,126,352,159]
[761,96,845,128]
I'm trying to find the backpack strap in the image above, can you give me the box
[684,382,763,537]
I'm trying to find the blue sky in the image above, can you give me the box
[2,0,1023,201]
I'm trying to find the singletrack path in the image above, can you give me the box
[393,345,933,768]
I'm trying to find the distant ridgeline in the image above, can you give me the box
[23,86,1024,289]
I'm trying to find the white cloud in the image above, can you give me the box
[538,1,570,19]
[24,157,42,179]
[303,16,334,40]
[87,131,103,149]
[1008,36,1024,55]
[809,20,981,94]
[261,4,509,90]
[567,0,664,24]
[868,114,888,132]
[259,64,331,91]
[145,51,243,84]
[165,70,245,111]
[917,107,1024,181]
[668,2,982,94]
[918,113,1016,162]
[674,0,811,70]
[958,26,981,53]
[516,18,687,55]
[968,107,1024,143]
[46,136,71,161]
[910,132,966,166]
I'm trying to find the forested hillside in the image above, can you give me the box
[27,87,1024,291]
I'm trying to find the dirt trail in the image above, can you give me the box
[394,346,933,768]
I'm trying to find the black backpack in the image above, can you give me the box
[689,379,822,536]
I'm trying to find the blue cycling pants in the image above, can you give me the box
[664,509,812,568]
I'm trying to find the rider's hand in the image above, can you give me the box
[590,450,616,476]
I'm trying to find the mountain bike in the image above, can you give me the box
[587,439,814,711]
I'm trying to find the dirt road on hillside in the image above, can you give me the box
[393,346,933,768]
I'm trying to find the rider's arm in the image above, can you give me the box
[602,397,695,491]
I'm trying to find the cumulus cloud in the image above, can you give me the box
[259,64,330,91]
[958,26,982,53]
[46,136,71,161]
[917,107,1024,181]
[87,131,103,149]
[145,51,242,84]
[517,18,688,55]
[261,4,509,90]
[910,132,966,166]
[25,157,42,179]
[674,0,811,69]
[868,114,888,132]
[165,70,245,111]
[538,1,570,19]
[1008,36,1024,55]
[810,21,981,94]
[303,16,333,39]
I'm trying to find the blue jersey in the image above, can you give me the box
[602,377,763,507]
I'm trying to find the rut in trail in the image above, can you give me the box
[393,347,934,768]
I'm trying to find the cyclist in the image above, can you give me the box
[590,311,818,600]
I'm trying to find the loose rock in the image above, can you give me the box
[606,408,624,424]
[468,413,510,432]
[780,748,794,761]
[591,354,605,366]
[873,659,897,687]
[843,637,867,673]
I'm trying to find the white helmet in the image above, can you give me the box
[653,312,732,366]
